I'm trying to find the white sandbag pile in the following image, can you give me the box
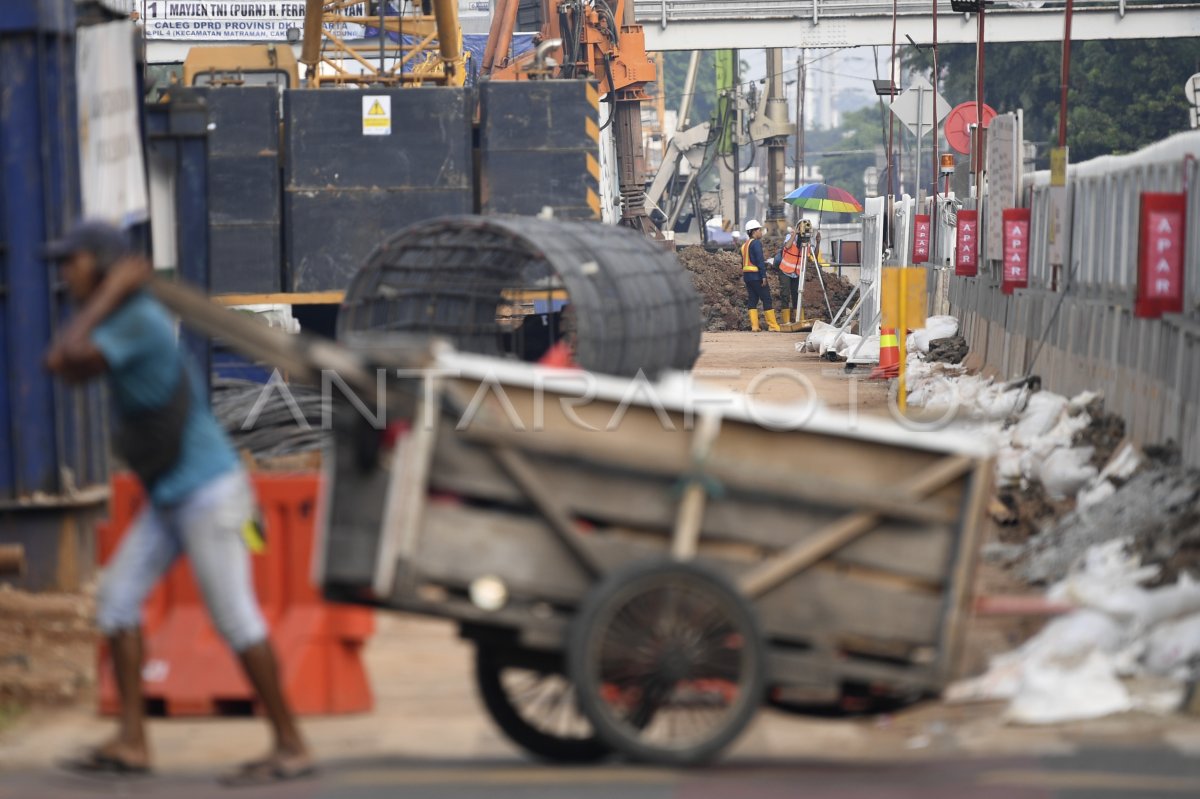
[840,331,878,359]
[794,322,878,361]
[796,321,837,354]
[903,328,1106,502]
[795,314,957,363]
[947,540,1200,724]
[907,315,959,353]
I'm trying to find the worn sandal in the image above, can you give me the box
[59,749,151,776]
[218,758,317,788]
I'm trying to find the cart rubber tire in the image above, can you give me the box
[474,645,611,763]
[567,559,766,766]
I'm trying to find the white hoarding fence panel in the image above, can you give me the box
[984,111,1022,263]
[77,21,149,226]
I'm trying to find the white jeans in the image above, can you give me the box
[97,469,268,652]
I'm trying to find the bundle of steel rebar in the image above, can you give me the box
[211,378,328,459]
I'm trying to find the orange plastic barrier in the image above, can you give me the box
[97,472,373,717]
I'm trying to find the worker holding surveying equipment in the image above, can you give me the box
[740,219,780,332]
[773,219,820,325]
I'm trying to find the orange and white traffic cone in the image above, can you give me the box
[868,327,900,380]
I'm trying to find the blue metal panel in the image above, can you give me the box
[0,3,77,500]
[0,0,111,506]
[0,0,72,34]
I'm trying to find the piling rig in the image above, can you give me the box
[483,0,657,234]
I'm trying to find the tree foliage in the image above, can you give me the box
[812,105,887,202]
[919,38,1199,165]
[661,50,717,128]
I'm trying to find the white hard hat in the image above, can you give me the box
[744,219,763,232]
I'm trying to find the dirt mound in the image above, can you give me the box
[992,481,1074,544]
[679,247,744,331]
[679,246,856,331]
[927,336,969,364]
[1072,397,1126,469]
[0,586,95,706]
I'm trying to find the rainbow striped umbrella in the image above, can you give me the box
[784,183,864,214]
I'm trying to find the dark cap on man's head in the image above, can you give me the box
[44,220,132,271]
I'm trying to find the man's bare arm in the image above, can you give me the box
[64,255,153,338]
[46,256,152,381]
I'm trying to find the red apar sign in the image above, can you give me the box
[912,214,932,263]
[1135,192,1188,319]
[1001,208,1032,295]
[955,210,978,276]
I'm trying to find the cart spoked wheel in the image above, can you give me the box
[567,560,766,765]
[474,645,611,763]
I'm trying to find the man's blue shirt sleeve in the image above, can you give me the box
[91,301,157,371]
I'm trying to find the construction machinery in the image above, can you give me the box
[647,49,794,245]
[481,0,657,233]
[298,0,466,87]
[182,44,300,88]
[161,4,610,303]
[181,2,465,88]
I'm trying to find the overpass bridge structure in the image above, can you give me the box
[637,0,1200,50]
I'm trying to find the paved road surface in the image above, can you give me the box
[5,747,1200,799]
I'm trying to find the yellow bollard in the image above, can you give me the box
[881,267,928,417]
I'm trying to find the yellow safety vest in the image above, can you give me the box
[741,240,758,273]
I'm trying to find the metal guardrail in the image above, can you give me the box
[636,0,1195,22]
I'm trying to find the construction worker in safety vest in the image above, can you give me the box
[740,219,780,332]
[772,219,817,325]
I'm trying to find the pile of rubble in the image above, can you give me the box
[899,317,1200,723]
[0,586,95,706]
[677,246,856,332]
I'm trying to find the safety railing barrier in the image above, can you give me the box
[943,130,1200,465]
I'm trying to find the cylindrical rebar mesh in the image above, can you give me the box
[338,216,703,377]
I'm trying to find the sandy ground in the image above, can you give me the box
[2,612,1199,775]
[694,331,893,414]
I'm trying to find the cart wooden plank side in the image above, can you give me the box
[315,338,994,765]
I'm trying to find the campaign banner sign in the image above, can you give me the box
[138,1,366,41]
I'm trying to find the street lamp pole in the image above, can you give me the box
[1059,0,1074,148]
[974,4,986,193]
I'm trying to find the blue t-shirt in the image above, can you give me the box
[91,292,238,506]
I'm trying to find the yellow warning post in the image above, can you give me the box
[881,267,928,414]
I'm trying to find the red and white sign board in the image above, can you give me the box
[1135,192,1188,318]
[955,210,979,276]
[944,102,998,155]
[912,214,931,263]
[1001,208,1031,295]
